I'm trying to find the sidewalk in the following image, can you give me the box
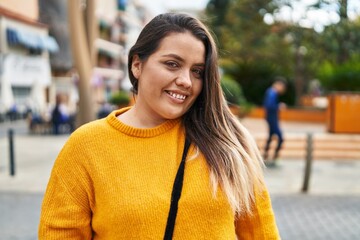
[0,119,360,239]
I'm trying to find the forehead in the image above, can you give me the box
[153,32,205,63]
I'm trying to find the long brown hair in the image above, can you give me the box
[128,13,264,215]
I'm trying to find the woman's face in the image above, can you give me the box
[131,32,205,123]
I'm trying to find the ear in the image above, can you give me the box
[131,55,142,79]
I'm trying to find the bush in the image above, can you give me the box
[221,75,255,118]
[224,61,278,105]
[109,90,130,106]
[223,61,296,106]
[317,58,360,92]
[221,75,246,106]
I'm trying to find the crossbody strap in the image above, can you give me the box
[164,137,191,240]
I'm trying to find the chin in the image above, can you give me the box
[161,108,187,120]
[162,112,183,120]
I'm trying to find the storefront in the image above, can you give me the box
[0,6,58,117]
[1,53,52,112]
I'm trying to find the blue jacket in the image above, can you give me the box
[263,88,279,121]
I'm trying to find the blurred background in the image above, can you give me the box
[0,0,359,239]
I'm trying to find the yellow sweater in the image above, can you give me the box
[39,108,280,239]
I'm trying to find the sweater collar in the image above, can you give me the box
[106,107,181,138]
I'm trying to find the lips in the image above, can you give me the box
[166,91,187,100]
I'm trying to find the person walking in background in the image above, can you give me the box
[39,13,279,239]
[51,94,71,135]
[263,77,287,167]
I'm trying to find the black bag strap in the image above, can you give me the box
[164,137,191,240]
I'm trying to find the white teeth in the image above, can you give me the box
[168,91,186,100]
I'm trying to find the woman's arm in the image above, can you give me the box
[38,134,94,239]
[38,170,93,239]
[235,187,280,240]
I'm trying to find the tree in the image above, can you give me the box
[309,0,353,64]
[319,19,360,64]
[206,0,230,47]
[205,0,360,104]
[312,1,360,91]
[39,0,96,126]
[67,0,96,125]
[208,0,275,61]
[205,0,297,106]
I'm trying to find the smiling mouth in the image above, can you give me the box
[166,91,187,100]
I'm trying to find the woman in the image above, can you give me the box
[39,13,280,239]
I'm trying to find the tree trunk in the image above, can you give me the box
[340,0,348,19]
[85,0,98,66]
[67,0,95,126]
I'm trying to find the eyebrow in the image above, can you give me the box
[161,53,205,66]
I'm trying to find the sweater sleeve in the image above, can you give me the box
[38,134,94,239]
[235,187,280,240]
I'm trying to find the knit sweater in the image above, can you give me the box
[39,108,280,239]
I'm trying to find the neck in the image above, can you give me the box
[117,105,166,128]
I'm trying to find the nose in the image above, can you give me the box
[175,70,192,89]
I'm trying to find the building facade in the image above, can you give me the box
[0,4,58,120]
[0,0,151,122]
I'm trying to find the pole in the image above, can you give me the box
[8,129,15,176]
[302,133,313,193]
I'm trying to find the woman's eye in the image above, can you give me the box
[165,61,178,68]
[192,68,204,79]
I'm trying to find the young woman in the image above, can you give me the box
[39,13,280,239]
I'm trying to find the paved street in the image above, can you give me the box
[1,119,360,239]
[0,192,42,240]
[273,194,360,240]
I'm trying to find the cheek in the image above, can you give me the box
[142,68,171,87]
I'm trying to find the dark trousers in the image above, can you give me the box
[264,117,283,160]
[53,122,61,135]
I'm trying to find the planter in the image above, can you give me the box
[247,107,326,123]
[327,92,360,133]
[229,105,241,117]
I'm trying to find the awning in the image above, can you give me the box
[6,28,59,53]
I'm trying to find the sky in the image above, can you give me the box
[138,0,208,15]
[268,0,360,32]
[140,0,360,32]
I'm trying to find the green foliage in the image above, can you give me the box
[319,19,360,64]
[220,75,246,105]
[222,61,296,106]
[204,0,360,106]
[207,0,275,61]
[109,91,130,106]
[205,0,306,105]
[317,57,360,92]
[224,61,276,105]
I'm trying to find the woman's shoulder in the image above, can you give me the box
[56,118,118,161]
[67,118,114,144]
[76,118,108,133]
